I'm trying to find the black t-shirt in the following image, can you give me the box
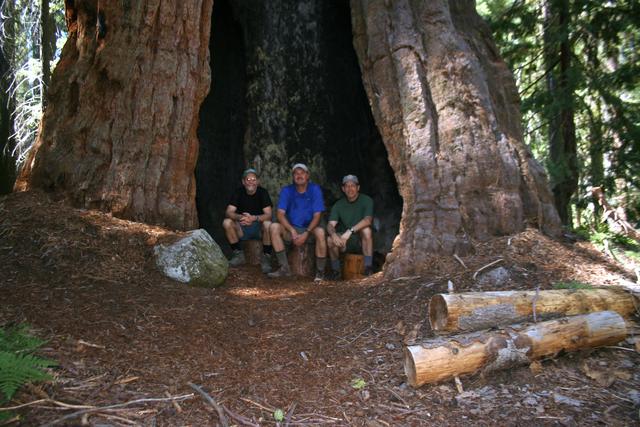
[228,186,272,216]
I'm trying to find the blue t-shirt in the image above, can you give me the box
[277,182,325,228]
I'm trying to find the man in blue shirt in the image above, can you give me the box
[268,163,327,281]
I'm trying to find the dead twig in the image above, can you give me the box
[604,345,636,353]
[454,376,464,394]
[188,382,228,427]
[376,403,429,417]
[223,406,259,427]
[0,399,94,412]
[532,284,540,323]
[337,326,373,346]
[284,402,297,426]
[472,258,503,280]
[165,391,182,413]
[240,397,276,412]
[76,339,105,349]
[41,394,194,426]
[97,413,138,425]
[385,387,409,408]
[412,282,435,301]
[453,254,467,269]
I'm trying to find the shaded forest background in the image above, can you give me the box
[1,0,638,234]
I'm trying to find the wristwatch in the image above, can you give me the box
[349,227,355,233]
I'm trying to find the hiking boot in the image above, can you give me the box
[260,253,273,273]
[364,266,374,276]
[314,270,325,283]
[267,266,291,278]
[229,250,245,267]
[327,269,341,281]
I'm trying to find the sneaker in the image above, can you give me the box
[314,270,325,283]
[260,253,272,273]
[327,269,341,281]
[364,266,373,276]
[267,266,291,278]
[229,250,245,267]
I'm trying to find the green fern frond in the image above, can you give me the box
[0,351,56,401]
[0,324,57,403]
[0,324,47,353]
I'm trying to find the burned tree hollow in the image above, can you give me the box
[195,0,402,257]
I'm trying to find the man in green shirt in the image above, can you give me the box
[327,174,374,279]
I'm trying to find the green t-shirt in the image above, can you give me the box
[329,193,374,232]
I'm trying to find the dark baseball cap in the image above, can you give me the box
[242,168,258,178]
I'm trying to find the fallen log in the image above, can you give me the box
[405,310,627,387]
[429,288,636,333]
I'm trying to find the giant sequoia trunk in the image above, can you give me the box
[351,0,560,276]
[17,0,560,277]
[17,0,212,229]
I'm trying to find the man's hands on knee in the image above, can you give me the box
[292,229,308,247]
[238,212,257,226]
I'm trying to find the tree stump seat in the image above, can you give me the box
[288,242,316,277]
[342,253,364,280]
[243,240,263,266]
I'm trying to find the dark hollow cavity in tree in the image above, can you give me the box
[195,0,402,260]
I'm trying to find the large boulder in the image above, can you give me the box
[154,229,228,287]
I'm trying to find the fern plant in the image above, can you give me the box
[0,324,57,402]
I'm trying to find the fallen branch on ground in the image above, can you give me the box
[40,393,194,426]
[188,382,228,427]
[472,258,503,280]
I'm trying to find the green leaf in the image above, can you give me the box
[351,378,366,390]
[273,408,284,422]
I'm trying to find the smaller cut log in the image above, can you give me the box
[288,243,315,277]
[429,288,636,333]
[405,311,627,387]
[243,240,263,266]
[343,254,364,280]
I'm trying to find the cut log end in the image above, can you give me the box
[428,294,448,331]
[403,346,419,387]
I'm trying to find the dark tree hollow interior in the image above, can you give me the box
[196,0,402,258]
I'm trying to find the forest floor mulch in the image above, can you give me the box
[0,190,639,426]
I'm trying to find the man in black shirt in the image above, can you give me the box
[222,168,274,272]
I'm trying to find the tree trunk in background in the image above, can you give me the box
[543,0,577,225]
[17,0,213,229]
[39,0,56,107]
[585,42,604,219]
[0,0,16,194]
[351,0,561,277]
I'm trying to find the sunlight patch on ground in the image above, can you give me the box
[226,287,308,300]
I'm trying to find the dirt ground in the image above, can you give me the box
[1,191,639,426]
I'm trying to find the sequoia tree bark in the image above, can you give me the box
[16,0,213,229]
[350,0,561,276]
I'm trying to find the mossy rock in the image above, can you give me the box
[154,229,228,287]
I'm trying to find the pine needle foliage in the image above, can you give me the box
[0,324,56,402]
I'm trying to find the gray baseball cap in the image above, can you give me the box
[342,174,359,184]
